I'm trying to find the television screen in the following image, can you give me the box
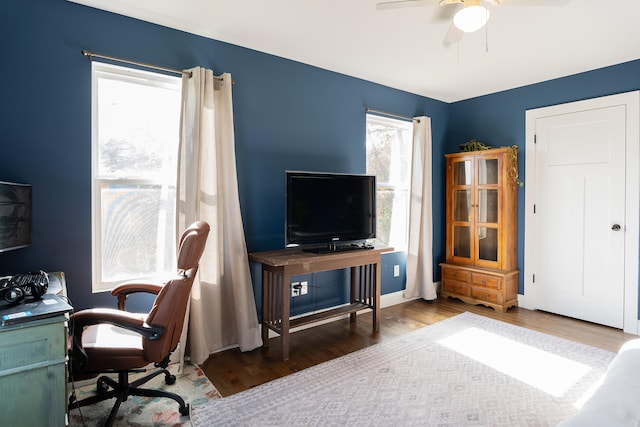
[0,181,32,253]
[286,171,376,252]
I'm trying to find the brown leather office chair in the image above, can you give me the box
[68,220,210,426]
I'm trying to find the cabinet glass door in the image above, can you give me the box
[453,190,471,221]
[450,159,473,263]
[477,189,498,223]
[478,158,498,185]
[453,160,471,185]
[476,158,500,266]
[454,226,470,258]
[477,227,498,262]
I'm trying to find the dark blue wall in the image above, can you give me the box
[0,0,448,313]
[1,0,639,318]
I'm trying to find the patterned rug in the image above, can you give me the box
[68,363,221,426]
[193,312,616,426]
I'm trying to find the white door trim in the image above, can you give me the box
[521,91,639,335]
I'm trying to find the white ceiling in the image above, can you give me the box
[69,0,640,102]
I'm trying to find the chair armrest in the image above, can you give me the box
[111,281,165,310]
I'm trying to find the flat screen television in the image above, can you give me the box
[0,181,32,253]
[285,171,376,253]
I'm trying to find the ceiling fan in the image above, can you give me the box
[376,0,570,46]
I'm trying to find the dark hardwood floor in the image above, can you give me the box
[200,296,635,397]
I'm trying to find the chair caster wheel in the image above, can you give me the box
[179,404,190,416]
[165,374,176,385]
[97,378,110,393]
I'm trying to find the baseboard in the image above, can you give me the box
[517,292,534,310]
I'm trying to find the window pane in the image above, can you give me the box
[375,188,394,246]
[366,124,412,188]
[100,183,176,283]
[97,76,180,179]
[373,188,409,247]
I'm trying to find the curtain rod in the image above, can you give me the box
[81,49,193,77]
[81,49,234,85]
[365,108,419,123]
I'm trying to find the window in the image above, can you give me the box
[91,62,182,292]
[366,114,413,251]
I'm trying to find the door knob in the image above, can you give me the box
[611,224,621,231]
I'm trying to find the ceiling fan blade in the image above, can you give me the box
[433,3,459,21]
[442,22,463,46]
[376,0,433,11]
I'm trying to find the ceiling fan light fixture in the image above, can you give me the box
[453,5,490,33]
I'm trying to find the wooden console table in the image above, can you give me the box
[249,247,392,360]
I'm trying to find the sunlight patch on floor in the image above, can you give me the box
[438,327,591,397]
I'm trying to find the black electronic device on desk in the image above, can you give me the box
[0,270,49,305]
[0,293,72,326]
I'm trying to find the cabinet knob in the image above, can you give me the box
[611,224,621,231]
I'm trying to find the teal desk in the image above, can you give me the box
[0,280,72,426]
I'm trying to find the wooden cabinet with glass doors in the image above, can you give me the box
[440,147,519,312]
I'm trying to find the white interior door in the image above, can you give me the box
[535,106,625,328]
[523,91,640,333]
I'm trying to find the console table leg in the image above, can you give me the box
[261,268,270,348]
[373,262,380,332]
[349,266,357,323]
[281,272,290,360]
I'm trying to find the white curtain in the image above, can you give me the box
[405,116,437,300]
[177,67,262,366]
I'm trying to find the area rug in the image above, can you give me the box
[193,312,616,426]
[68,363,221,426]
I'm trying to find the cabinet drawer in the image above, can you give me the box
[442,280,471,297]
[471,273,501,290]
[471,287,501,304]
[0,363,67,426]
[442,268,471,283]
[0,320,65,374]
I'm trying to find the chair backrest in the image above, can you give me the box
[177,220,209,277]
[144,220,210,361]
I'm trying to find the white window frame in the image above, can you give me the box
[91,62,181,292]
[366,113,413,251]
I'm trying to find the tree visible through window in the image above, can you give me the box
[366,114,413,251]
[92,62,182,292]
